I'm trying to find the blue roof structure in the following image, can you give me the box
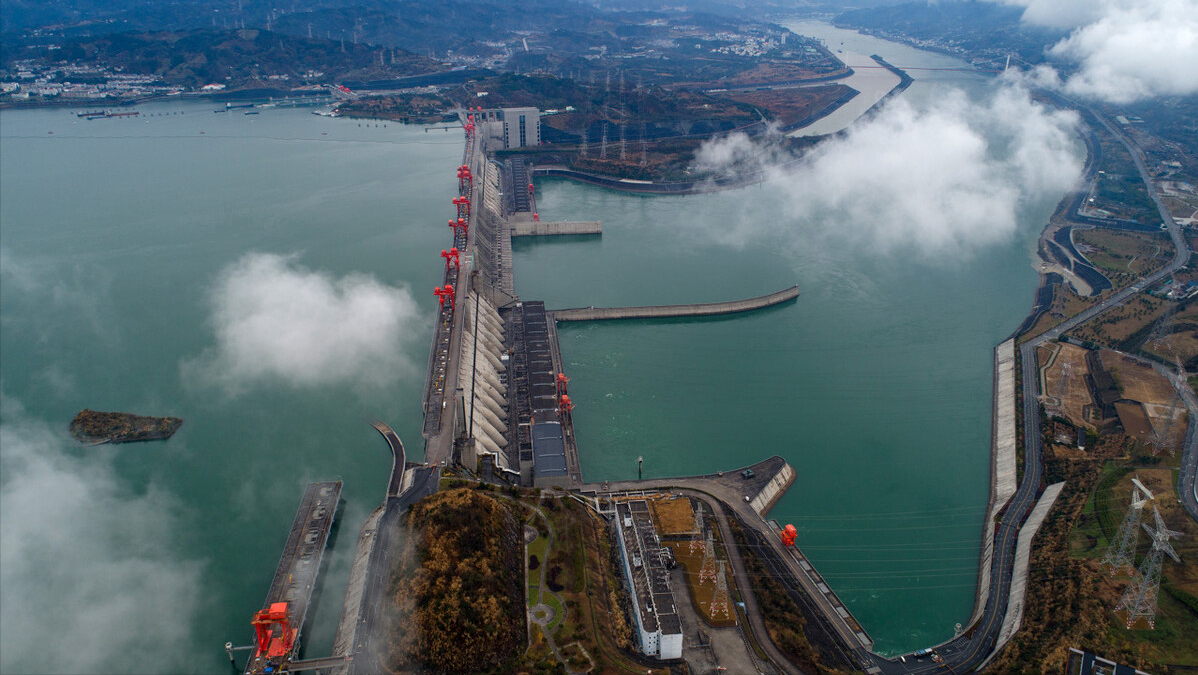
[531,422,568,478]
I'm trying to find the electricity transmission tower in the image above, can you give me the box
[1116,506,1182,629]
[1147,292,1178,356]
[1102,478,1151,574]
[710,560,731,620]
[640,122,648,166]
[690,505,706,554]
[699,533,717,584]
[599,72,610,159]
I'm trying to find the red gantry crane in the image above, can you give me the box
[448,218,468,243]
[781,524,797,548]
[457,164,472,192]
[453,195,470,220]
[250,602,297,671]
[434,284,456,310]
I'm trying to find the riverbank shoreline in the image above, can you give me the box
[0,88,334,112]
[530,57,916,196]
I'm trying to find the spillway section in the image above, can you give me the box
[459,287,513,472]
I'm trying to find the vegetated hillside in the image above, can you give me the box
[389,487,525,674]
[12,28,440,88]
[272,0,608,56]
[834,1,1063,64]
[342,71,761,134]
[991,433,1198,672]
[0,0,607,52]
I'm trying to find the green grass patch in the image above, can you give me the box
[1069,462,1130,559]
[528,533,550,569]
[1094,464,1133,542]
[543,591,565,634]
[1110,587,1198,666]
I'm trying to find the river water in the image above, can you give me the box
[519,21,1058,655]
[1,109,457,673]
[1,21,1064,673]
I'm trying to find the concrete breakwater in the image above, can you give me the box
[511,220,602,237]
[550,285,799,322]
[532,164,770,195]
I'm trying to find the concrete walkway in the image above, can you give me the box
[969,338,1019,628]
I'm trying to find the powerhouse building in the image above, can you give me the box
[613,500,683,660]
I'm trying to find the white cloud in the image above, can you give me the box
[695,123,788,176]
[1002,0,1109,30]
[1005,0,1198,102]
[0,393,205,674]
[186,253,426,394]
[699,84,1081,259]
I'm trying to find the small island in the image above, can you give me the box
[70,409,183,445]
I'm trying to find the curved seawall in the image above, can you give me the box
[550,285,799,321]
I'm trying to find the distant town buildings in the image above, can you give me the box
[1,60,184,100]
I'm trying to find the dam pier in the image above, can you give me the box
[230,106,945,675]
[412,112,804,489]
[352,109,879,673]
[384,109,886,671]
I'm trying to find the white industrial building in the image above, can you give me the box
[613,500,683,660]
[471,107,541,150]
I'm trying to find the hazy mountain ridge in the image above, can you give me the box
[834,1,1065,64]
[6,28,442,89]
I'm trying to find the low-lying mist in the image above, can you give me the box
[184,252,427,395]
[0,393,205,674]
[696,83,1082,260]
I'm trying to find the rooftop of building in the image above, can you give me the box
[616,499,683,640]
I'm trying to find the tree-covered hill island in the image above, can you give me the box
[385,487,525,673]
[69,409,183,444]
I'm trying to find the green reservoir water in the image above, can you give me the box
[0,22,1074,673]
[515,22,1068,654]
[1,107,459,673]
